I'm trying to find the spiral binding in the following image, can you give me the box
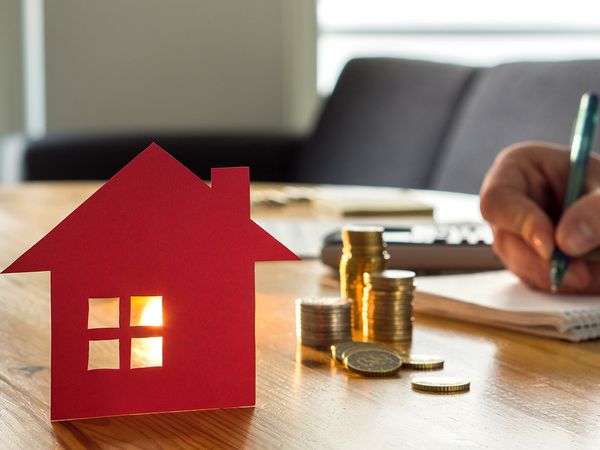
[564,309,600,341]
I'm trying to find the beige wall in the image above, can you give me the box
[43,0,317,134]
[0,0,23,135]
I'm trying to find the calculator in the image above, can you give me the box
[320,223,503,272]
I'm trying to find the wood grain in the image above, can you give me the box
[1,182,600,449]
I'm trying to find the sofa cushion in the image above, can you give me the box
[292,58,476,188]
[431,60,600,193]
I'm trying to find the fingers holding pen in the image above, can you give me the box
[491,228,549,289]
[492,228,591,292]
[480,143,562,261]
[556,188,600,257]
[481,186,555,260]
[486,188,554,259]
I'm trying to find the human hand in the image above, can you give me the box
[480,141,600,293]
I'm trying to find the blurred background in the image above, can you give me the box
[1,0,600,187]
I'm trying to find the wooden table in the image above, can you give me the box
[1,183,600,449]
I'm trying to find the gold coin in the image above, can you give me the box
[402,355,444,370]
[365,270,416,283]
[344,349,402,377]
[342,225,385,246]
[369,336,412,343]
[296,297,352,309]
[340,342,392,362]
[411,376,470,393]
[331,341,387,362]
[330,341,357,361]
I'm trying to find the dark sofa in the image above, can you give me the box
[17,57,600,193]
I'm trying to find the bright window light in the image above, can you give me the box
[130,296,163,327]
[131,337,163,368]
[86,295,164,370]
[317,0,600,94]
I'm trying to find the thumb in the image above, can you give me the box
[556,188,600,256]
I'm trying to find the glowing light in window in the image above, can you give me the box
[131,337,163,368]
[130,296,163,326]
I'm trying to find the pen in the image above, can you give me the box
[550,92,599,292]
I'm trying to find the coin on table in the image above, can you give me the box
[340,342,393,362]
[402,355,444,370]
[331,341,384,362]
[344,348,402,377]
[411,375,470,393]
[331,341,357,361]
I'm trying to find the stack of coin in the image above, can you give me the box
[363,270,416,341]
[339,226,389,329]
[295,297,352,348]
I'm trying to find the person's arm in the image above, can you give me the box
[479,141,600,293]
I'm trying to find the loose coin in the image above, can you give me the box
[344,349,402,377]
[331,341,398,362]
[411,376,470,393]
[330,341,357,361]
[340,342,393,362]
[402,355,444,370]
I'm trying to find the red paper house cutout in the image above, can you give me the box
[2,143,298,421]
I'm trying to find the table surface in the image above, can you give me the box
[1,182,600,449]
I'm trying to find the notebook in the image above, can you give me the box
[414,270,600,342]
[313,197,433,217]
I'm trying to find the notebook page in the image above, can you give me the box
[414,271,600,340]
[416,270,600,314]
[415,270,600,313]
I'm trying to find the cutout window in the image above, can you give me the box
[88,339,120,370]
[88,297,120,329]
[87,295,163,370]
[130,296,163,326]
[131,337,163,368]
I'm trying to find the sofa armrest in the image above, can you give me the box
[22,133,306,182]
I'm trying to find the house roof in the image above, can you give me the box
[3,143,298,274]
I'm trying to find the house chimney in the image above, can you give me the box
[211,167,250,216]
